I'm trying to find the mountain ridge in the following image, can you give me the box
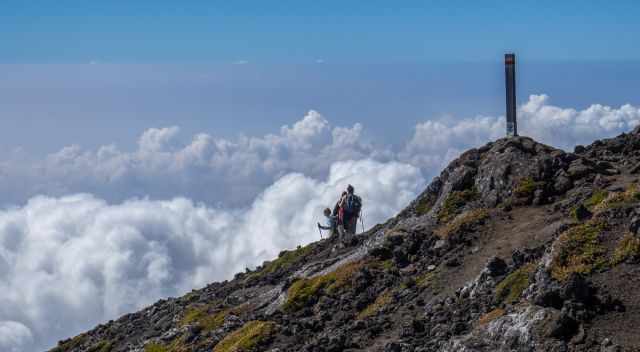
[50,127,640,352]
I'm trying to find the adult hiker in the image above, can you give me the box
[317,207,338,238]
[334,191,347,235]
[340,184,362,235]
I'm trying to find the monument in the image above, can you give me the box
[505,53,518,137]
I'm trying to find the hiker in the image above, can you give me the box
[332,191,348,238]
[318,207,338,238]
[340,184,362,235]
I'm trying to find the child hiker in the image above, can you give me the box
[318,207,339,238]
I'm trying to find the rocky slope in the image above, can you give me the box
[50,127,640,352]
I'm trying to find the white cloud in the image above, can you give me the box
[0,321,33,352]
[399,115,504,172]
[520,94,640,148]
[0,159,424,352]
[138,126,180,152]
[400,94,640,172]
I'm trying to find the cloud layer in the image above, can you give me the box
[1,94,639,351]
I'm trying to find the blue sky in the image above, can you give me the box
[2,61,640,154]
[2,1,640,63]
[2,1,640,154]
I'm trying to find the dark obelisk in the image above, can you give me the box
[505,53,518,137]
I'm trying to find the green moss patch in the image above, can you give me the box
[415,194,436,215]
[144,343,169,352]
[87,341,113,352]
[495,263,536,304]
[550,221,607,281]
[415,269,443,294]
[180,303,251,332]
[262,246,313,276]
[569,204,592,222]
[144,336,195,352]
[437,187,479,222]
[180,305,228,331]
[594,185,640,213]
[514,177,544,199]
[611,233,640,265]
[52,335,88,352]
[357,290,392,320]
[284,261,364,311]
[585,190,608,209]
[213,321,276,352]
[372,259,395,272]
[435,208,489,239]
[400,277,417,289]
[284,277,329,312]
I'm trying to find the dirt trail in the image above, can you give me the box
[441,206,561,295]
[590,266,640,349]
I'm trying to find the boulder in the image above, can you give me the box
[544,309,579,340]
[554,174,573,194]
[572,204,592,221]
[568,159,594,179]
[485,256,508,277]
[629,216,640,235]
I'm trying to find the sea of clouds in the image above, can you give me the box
[1,94,640,351]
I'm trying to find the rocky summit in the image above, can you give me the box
[51,127,640,352]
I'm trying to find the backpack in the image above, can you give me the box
[343,194,362,216]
